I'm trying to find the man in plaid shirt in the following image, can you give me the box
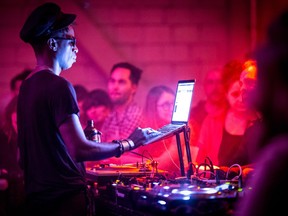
[100,62,143,143]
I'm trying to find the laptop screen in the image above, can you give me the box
[171,79,195,124]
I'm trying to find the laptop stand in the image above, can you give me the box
[174,125,193,177]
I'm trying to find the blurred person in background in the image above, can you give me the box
[99,62,144,165]
[188,68,228,161]
[134,85,181,176]
[236,9,288,216]
[0,96,25,216]
[83,89,112,130]
[101,62,143,143]
[73,84,89,128]
[0,69,31,121]
[10,69,32,96]
[189,68,228,127]
[196,59,259,167]
[82,89,113,168]
[217,60,260,167]
[234,59,263,167]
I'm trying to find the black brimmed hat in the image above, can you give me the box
[20,2,76,43]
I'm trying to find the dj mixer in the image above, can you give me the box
[85,162,244,216]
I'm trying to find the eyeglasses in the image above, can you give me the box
[53,36,77,47]
[157,102,174,110]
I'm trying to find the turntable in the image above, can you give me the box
[85,162,168,184]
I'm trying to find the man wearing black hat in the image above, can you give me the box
[18,2,149,216]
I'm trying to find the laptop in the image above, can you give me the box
[143,79,196,145]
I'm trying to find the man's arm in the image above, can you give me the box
[59,114,148,162]
[59,114,121,162]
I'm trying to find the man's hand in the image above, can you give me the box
[128,127,149,149]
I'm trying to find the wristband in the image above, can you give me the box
[113,139,136,158]
[113,140,124,158]
[122,139,135,150]
[120,139,130,152]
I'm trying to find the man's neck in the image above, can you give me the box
[36,56,61,75]
[114,99,133,113]
[205,99,227,114]
[34,65,53,72]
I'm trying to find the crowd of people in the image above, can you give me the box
[1,1,288,216]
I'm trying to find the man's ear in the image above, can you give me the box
[47,38,58,51]
[131,84,138,95]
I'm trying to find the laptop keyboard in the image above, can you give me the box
[157,124,182,133]
[144,124,185,145]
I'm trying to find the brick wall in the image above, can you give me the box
[0,0,286,110]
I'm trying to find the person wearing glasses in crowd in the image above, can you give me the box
[133,85,185,177]
[18,3,149,216]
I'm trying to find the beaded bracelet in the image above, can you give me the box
[112,139,135,157]
[113,140,124,158]
[122,139,135,150]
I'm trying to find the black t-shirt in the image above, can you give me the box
[218,129,243,166]
[17,70,85,201]
[189,100,208,126]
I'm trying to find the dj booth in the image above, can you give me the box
[85,126,245,216]
[86,164,242,216]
